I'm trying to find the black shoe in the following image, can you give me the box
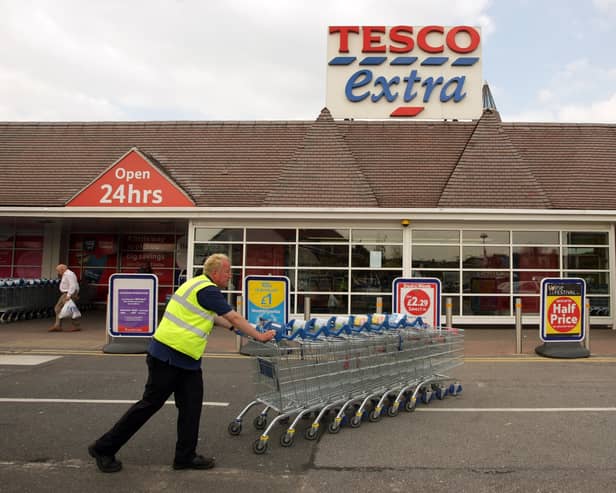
[173,454,215,470]
[88,444,122,473]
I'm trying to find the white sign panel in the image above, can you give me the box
[326,26,482,120]
[393,277,441,328]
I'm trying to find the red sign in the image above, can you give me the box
[547,297,580,332]
[66,148,195,207]
[404,288,430,316]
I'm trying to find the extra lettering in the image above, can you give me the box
[346,69,467,104]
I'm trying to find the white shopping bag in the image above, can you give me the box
[59,299,81,319]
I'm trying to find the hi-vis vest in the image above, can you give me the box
[154,275,216,360]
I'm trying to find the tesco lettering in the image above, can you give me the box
[99,167,163,205]
[326,25,482,120]
[329,26,480,54]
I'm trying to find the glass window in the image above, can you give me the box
[565,272,610,295]
[463,296,510,315]
[463,231,509,244]
[245,267,296,288]
[194,228,243,242]
[352,229,402,243]
[298,294,349,314]
[512,272,558,293]
[563,247,609,270]
[247,229,296,242]
[298,245,348,267]
[351,270,401,292]
[462,246,510,268]
[589,297,610,316]
[350,295,392,314]
[412,230,459,244]
[352,245,402,268]
[518,296,541,315]
[512,231,559,245]
[298,269,348,292]
[193,243,243,266]
[513,246,559,269]
[565,232,608,245]
[412,245,459,268]
[412,270,460,293]
[299,229,349,242]
[246,244,295,266]
[463,272,510,294]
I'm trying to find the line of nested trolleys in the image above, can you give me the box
[227,313,464,454]
[0,278,61,323]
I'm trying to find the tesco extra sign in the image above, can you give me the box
[326,26,482,120]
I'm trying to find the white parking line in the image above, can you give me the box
[0,398,229,407]
[417,407,616,412]
[0,355,61,365]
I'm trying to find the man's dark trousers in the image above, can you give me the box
[93,354,204,463]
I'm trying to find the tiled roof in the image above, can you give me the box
[438,110,552,208]
[263,108,378,207]
[0,110,614,210]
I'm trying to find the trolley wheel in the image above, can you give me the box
[227,421,242,436]
[252,439,268,455]
[387,405,399,417]
[304,426,319,441]
[253,415,267,430]
[349,415,362,428]
[279,432,294,448]
[368,409,381,422]
[403,399,416,412]
[328,422,341,434]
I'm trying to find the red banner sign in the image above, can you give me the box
[66,148,194,207]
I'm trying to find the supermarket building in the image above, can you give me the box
[0,104,615,326]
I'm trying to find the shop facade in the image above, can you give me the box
[0,107,615,326]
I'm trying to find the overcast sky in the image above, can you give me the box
[1,0,615,123]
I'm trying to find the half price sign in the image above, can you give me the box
[540,278,586,342]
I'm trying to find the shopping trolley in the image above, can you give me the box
[227,314,464,454]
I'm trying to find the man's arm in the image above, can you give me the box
[221,311,275,342]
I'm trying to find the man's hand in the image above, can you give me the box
[257,330,276,342]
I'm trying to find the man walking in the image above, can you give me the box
[49,263,81,332]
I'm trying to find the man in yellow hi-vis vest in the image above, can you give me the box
[88,253,275,473]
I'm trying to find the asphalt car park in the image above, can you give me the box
[1,351,616,492]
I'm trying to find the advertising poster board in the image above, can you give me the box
[393,277,441,328]
[540,278,586,342]
[108,273,158,337]
[243,275,290,325]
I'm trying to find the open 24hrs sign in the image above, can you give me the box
[66,148,194,207]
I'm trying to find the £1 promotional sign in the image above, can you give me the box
[326,26,482,120]
[540,278,586,342]
[244,275,290,325]
[393,277,441,328]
